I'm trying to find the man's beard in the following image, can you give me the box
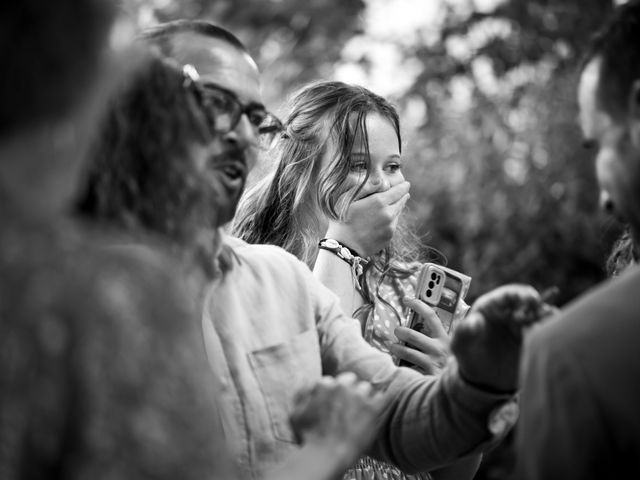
[208,147,250,226]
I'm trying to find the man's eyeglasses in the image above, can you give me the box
[182,64,283,149]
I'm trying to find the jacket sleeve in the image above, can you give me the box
[312,275,514,473]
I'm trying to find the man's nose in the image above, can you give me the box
[223,114,258,151]
[599,189,615,214]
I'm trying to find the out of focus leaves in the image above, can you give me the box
[393,0,619,307]
[124,0,623,305]
[126,0,366,106]
[122,0,621,310]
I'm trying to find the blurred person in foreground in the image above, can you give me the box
[75,45,384,480]
[0,2,381,479]
[0,1,225,478]
[516,1,640,478]
[130,19,553,479]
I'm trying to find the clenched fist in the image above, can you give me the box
[451,284,555,393]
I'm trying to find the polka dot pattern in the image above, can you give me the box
[346,263,471,479]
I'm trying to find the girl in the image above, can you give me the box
[233,81,480,480]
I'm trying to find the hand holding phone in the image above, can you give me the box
[397,263,471,371]
[392,299,450,374]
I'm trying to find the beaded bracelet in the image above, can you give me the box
[318,238,369,292]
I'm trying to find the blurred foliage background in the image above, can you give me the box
[120,0,624,477]
[121,0,623,306]
[122,0,624,306]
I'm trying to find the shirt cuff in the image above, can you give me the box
[442,361,520,439]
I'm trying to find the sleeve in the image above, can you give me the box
[311,272,515,473]
[516,333,609,480]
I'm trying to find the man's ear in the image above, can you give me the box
[628,79,640,148]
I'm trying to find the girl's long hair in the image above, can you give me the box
[233,81,437,312]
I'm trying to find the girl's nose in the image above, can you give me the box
[370,174,390,191]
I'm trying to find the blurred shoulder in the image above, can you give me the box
[527,266,640,358]
[223,233,312,273]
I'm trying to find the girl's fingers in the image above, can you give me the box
[388,343,435,374]
[401,297,448,339]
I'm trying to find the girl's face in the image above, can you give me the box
[342,113,404,198]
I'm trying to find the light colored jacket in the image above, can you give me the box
[202,235,512,480]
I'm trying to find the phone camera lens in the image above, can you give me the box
[426,289,432,297]
[428,281,434,289]
[431,272,437,280]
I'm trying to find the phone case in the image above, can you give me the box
[407,263,472,334]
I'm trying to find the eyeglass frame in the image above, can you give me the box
[181,63,284,143]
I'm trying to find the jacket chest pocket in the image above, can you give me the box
[249,328,322,443]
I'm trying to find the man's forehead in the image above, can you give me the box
[578,57,604,138]
[169,31,261,103]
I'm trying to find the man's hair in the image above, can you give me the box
[140,19,249,58]
[75,50,214,243]
[582,0,640,119]
[0,0,115,138]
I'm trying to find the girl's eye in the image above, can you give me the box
[349,161,368,172]
[386,163,402,173]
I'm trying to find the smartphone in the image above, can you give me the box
[398,263,471,368]
[406,263,472,335]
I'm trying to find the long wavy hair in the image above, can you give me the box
[233,81,435,315]
[606,226,638,277]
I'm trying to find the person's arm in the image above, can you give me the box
[312,278,546,472]
[391,299,481,480]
